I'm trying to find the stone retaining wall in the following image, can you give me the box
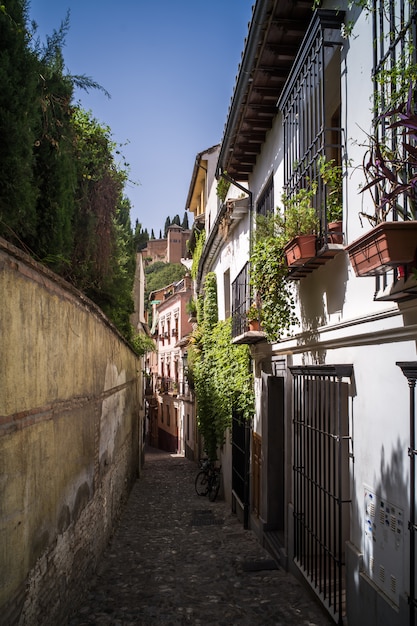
[0,238,142,625]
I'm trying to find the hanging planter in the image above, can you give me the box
[346,221,417,277]
[348,84,417,278]
[284,234,317,267]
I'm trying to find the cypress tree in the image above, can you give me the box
[164,216,171,238]
[181,212,189,229]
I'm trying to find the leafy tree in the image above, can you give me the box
[0,3,139,341]
[30,13,78,271]
[97,196,136,338]
[151,229,155,239]
[68,108,120,291]
[172,214,180,226]
[0,0,40,241]
[145,262,186,298]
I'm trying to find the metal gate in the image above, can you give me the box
[232,412,250,529]
[397,362,417,626]
[290,365,353,624]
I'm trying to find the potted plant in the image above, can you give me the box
[346,86,417,277]
[318,155,344,244]
[216,171,231,202]
[246,303,261,331]
[282,184,319,267]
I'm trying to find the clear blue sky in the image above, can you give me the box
[28,0,254,236]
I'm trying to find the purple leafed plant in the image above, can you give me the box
[360,83,417,226]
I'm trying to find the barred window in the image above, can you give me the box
[231,262,250,338]
[373,0,417,113]
[279,10,345,235]
[256,177,274,217]
[372,0,417,221]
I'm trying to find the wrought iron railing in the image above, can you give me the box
[156,376,191,397]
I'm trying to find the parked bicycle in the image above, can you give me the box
[195,458,221,502]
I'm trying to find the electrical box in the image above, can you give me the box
[363,486,405,606]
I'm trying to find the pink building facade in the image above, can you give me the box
[147,275,196,457]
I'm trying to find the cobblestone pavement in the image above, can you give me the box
[68,447,333,626]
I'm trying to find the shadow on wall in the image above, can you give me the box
[348,436,411,625]
[297,252,348,364]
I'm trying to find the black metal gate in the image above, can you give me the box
[290,365,353,625]
[232,411,250,529]
[397,362,417,626]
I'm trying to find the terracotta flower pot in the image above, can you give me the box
[328,220,343,244]
[346,221,417,277]
[284,234,317,267]
[248,319,260,331]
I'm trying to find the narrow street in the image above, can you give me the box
[68,447,332,626]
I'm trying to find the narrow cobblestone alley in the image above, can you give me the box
[68,448,333,626]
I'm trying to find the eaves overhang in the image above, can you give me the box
[217,0,313,181]
[185,144,220,214]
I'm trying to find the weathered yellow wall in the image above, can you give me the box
[0,238,142,625]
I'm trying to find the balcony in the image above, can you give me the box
[285,226,345,280]
[219,197,249,238]
[232,309,267,345]
[156,377,180,396]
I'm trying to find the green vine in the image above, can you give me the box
[130,331,156,357]
[191,229,205,280]
[189,272,254,460]
[250,213,298,342]
[216,172,231,202]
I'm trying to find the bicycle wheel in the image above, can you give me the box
[208,471,221,501]
[195,471,209,496]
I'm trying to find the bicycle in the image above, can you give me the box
[195,458,222,502]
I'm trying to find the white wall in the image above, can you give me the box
[246,5,415,618]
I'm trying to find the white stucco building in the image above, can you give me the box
[188,1,417,624]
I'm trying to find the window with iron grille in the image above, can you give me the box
[256,177,274,217]
[231,262,250,337]
[279,10,345,240]
[369,0,417,292]
[372,0,417,223]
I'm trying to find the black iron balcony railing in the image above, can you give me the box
[156,376,193,396]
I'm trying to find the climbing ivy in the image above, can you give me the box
[189,272,254,460]
[190,230,205,280]
[249,213,298,342]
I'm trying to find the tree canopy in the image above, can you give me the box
[0,1,139,342]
